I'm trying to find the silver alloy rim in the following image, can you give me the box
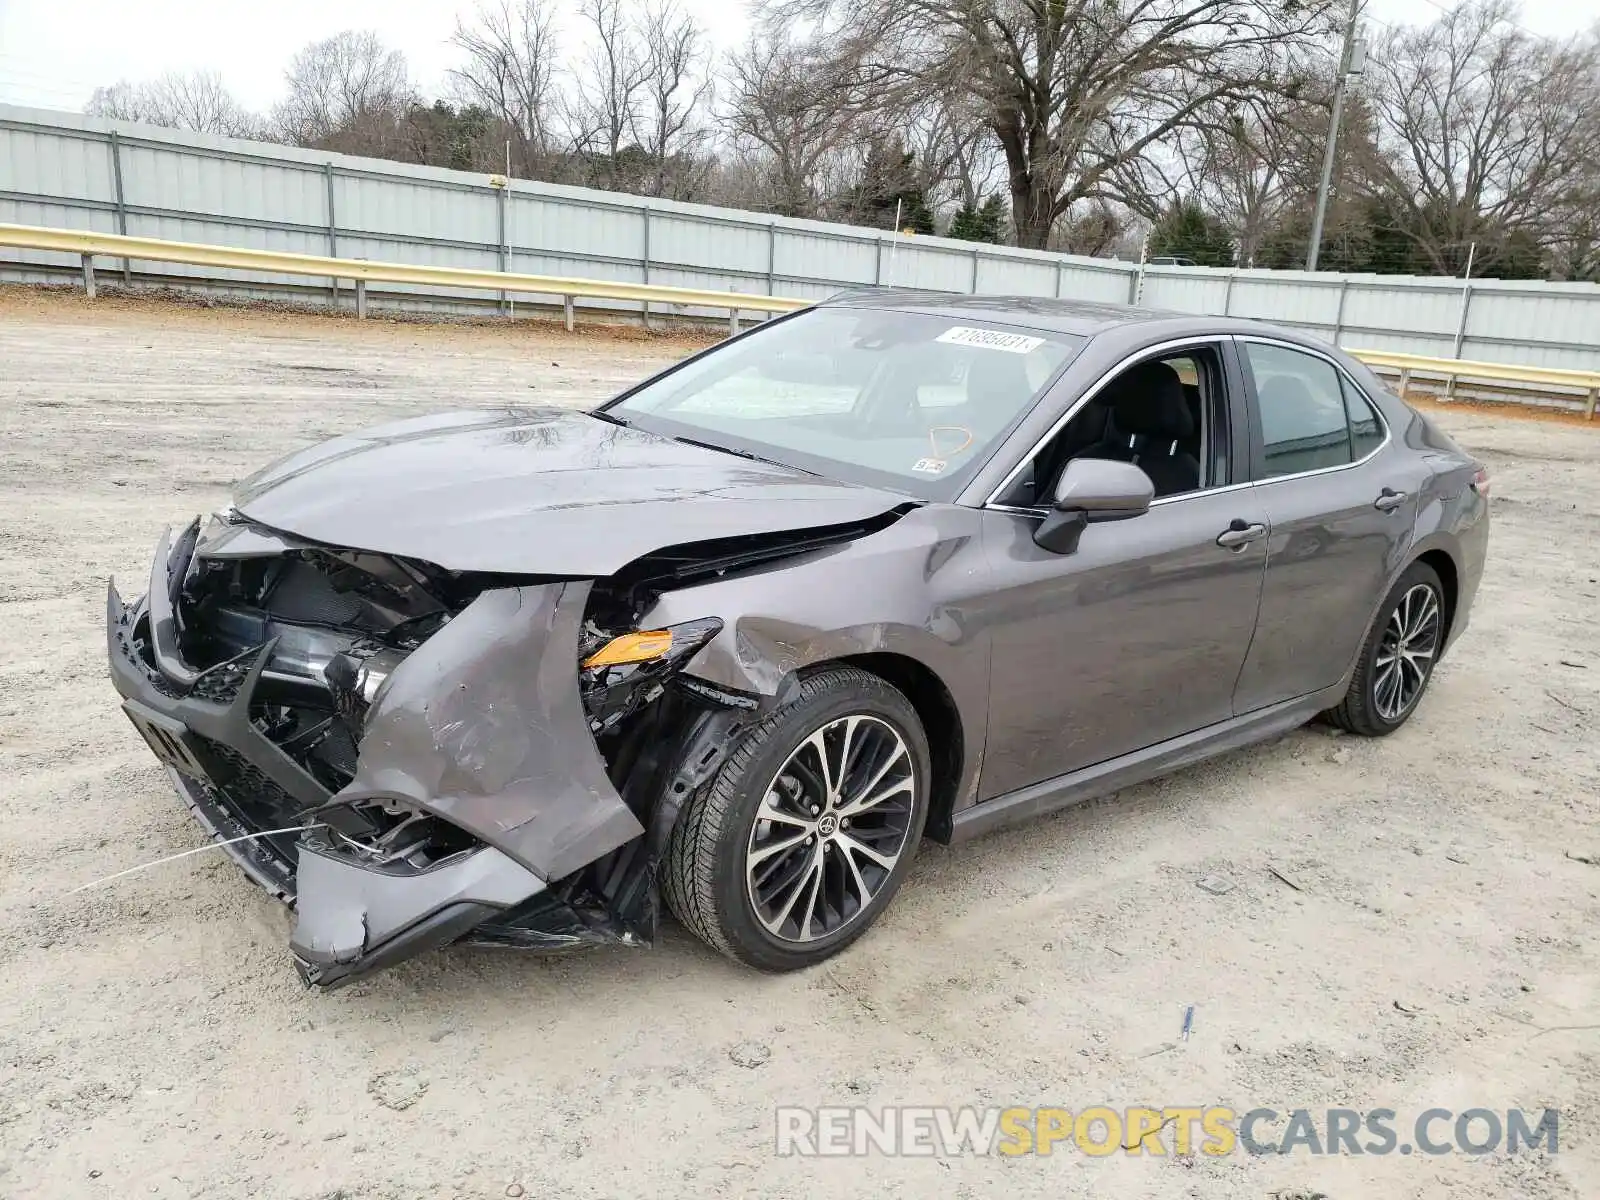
[1373,583,1441,721]
[744,715,917,943]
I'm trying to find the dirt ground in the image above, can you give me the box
[1,287,1597,1200]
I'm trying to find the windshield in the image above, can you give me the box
[603,307,1084,499]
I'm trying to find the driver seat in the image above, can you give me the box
[1085,361,1200,497]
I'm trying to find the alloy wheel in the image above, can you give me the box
[744,715,917,943]
[1373,582,1441,721]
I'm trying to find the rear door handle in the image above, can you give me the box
[1216,519,1267,549]
[1374,488,1408,512]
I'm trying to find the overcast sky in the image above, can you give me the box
[0,0,1594,114]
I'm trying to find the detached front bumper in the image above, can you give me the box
[107,527,646,989]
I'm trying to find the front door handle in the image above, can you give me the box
[1374,487,1408,512]
[1216,519,1267,549]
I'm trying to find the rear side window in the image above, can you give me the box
[1244,343,1356,478]
[1342,376,1386,459]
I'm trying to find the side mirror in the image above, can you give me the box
[1033,458,1154,554]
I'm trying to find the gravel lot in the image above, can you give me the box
[1,287,1597,1200]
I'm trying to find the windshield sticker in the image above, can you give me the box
[935,326,1045,355]
[911,457,948,475]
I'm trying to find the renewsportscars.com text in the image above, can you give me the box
[774,1105,1560,1158]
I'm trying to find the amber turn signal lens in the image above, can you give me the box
[582,630,675,669]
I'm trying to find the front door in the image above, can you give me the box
[978,493,1270,798]
[975,340,1268,800]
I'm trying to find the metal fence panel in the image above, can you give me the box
[1059,261,1135,303]
[0,122,112,203]
[1142,269,1234,316]
[337,174,498,246]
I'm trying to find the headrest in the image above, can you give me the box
[1105,361,1194,440]
[965,353,1032,408]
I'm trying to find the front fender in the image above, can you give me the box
[637,506,992,811]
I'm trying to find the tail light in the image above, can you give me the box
[1470,466,1490,498]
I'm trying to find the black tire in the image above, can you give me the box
[1325,560,1446,736]
[662,666,931,971]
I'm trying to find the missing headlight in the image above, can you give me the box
[579,617,724,735]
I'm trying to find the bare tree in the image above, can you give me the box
[769,0,1338,248]
[723,31,863,219]
[450,0,561,175]
[891,91,1006,217]
[1160,75,1360,266]
[1055,200,1130,256]
[631,0,715,198]
[275,30,415,153]
[567,0,651,185]
[1365,0,1600,274]
[86,71,261,137]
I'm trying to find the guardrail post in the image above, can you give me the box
[1586,386,1597,421]
[1055,259,1064,299]
[1397,368,1411,397]
[355,278,367,320]
[108,130,130,286]
[970,246,980,294]
[729,306,740,336]
[80,253,96,299]
[564,295,575,332]
[323,162,339,309]
[874,237,884,285]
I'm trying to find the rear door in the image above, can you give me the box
[1231,337,1425,712]
[975,337,1270,799]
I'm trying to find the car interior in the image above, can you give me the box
[996,348,1226,508]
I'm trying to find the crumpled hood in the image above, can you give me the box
[233,408,908,575]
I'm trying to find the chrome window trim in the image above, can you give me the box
[1233,335,1393,483]
[981,336,1229,509]
[985,478,1258,521]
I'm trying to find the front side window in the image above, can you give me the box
[1244,343,1356,478]
[605,307,1083,499]
[997,343,1226,506]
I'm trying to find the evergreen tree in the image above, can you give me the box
[948,195,1008,243]
[1148,198,1235,267]
[845,139,936,234]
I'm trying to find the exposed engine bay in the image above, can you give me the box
[107,505,905,990]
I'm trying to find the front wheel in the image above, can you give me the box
[662,667,930,971]
[1325,561,1446,736]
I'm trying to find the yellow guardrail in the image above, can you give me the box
[1351,348,1600,420]
[2,222,1595,417]
[0,222,808,331]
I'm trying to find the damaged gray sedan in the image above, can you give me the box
[107,293,1489,989]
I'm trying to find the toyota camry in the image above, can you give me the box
[106,292,1490,988]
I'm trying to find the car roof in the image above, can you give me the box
[818,288,1328,348]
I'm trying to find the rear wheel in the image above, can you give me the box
[662,667,930,971]
[1325,561,1445,736]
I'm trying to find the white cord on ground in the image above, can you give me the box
[67,825,316,893]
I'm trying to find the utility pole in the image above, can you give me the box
[1307,0,1365,272]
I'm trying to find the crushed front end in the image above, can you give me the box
[106,512,754,990]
